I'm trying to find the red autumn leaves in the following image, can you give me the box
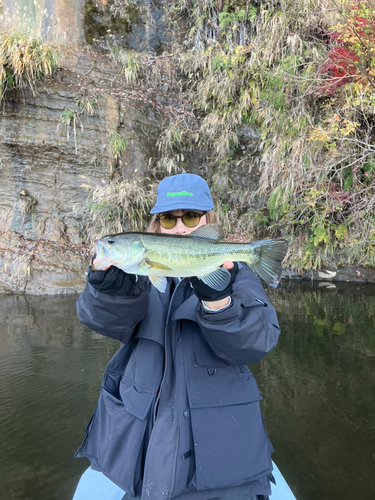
[317,6,374,95]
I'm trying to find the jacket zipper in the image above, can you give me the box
[143,279,182,500]
[152,278,181,424]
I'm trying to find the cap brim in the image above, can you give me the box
[150,203,213,214]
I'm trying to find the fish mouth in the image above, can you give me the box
[91,258,115,271]
[91,240,113,270]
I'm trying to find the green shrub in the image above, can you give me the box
[163,0,375,269]
[0,31,58,99]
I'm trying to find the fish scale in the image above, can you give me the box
[138,234,252,277]
[93,224,289,292]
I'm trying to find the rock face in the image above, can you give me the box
[1,2,374,294]
[1,0,167,52]
[84,0,168,54]
[0,49,171,240]
[0,46,171,293]
[282,267,375,284]
[0,231,88,294]
[0,0,202,294]
[1,79,117,243]
[2,0,86,45]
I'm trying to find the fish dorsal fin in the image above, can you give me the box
[189,223,224,241]
[149,275,168,293]
[199,267,231,291]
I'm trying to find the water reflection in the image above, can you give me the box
[253,282,375,500]
[0,283,374,500]
[0,294,119,500]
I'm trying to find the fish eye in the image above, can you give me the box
[107,237,115,245]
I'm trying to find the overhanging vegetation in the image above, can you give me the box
[159,0,375,270]
[0,30,58,101]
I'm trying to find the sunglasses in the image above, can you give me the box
[156,212,207,229]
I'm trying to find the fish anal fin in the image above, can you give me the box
[149,275,168,293]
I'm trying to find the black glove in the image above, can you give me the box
[88,264,137,295]
[189,263,238,301]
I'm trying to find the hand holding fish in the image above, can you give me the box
[91,224,289,293]
[91,253,235,309]
[91,257,235,272]
[222,261,234,270]
[189,263,238,308]
[88,262,137,295]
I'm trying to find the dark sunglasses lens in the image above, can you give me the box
[159,215,176,229]
[182,212,201,227]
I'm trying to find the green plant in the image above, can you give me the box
[161,0,375,269]
[58,108,83,154]
[57,98,97,153]
[219,7,245,29]
[108,45,143,84]
[109,133,129,160]
[81,176,157,247]
[0,30,58,100]
[267,187,291,222]
[93,0,138,24]
[76,97,97,115]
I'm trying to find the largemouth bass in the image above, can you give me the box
[92,224,289,292]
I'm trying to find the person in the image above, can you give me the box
[72,172,281,500]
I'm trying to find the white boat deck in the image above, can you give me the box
[73,462,297,499]
[271,461,297,499]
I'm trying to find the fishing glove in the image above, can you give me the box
[189,263,238,302]
[88,262,137,295]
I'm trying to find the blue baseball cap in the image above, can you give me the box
[150,173,214,214]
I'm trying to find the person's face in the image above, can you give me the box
[158,210,207,235]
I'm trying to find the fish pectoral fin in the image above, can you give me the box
[189,223,224,241]
[148,275,168,293]
[199,267,231,291]
[145,259,172,271]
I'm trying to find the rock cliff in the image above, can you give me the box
[0,1,215,293]
[1,0,374,294]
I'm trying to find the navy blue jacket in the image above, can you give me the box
[75,264,280,500]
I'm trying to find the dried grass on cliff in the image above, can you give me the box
[0,30,58,100]
[80,177,157,250]
[162,0,375,269]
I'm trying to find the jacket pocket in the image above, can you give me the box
[191,324,240,372]
[120,376,154,419]
[76,371,154,495]
[186,373,273,491]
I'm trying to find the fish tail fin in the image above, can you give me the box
[245,239,289,288]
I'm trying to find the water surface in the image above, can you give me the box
[0,283,374,499]
[254,283,375,500]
